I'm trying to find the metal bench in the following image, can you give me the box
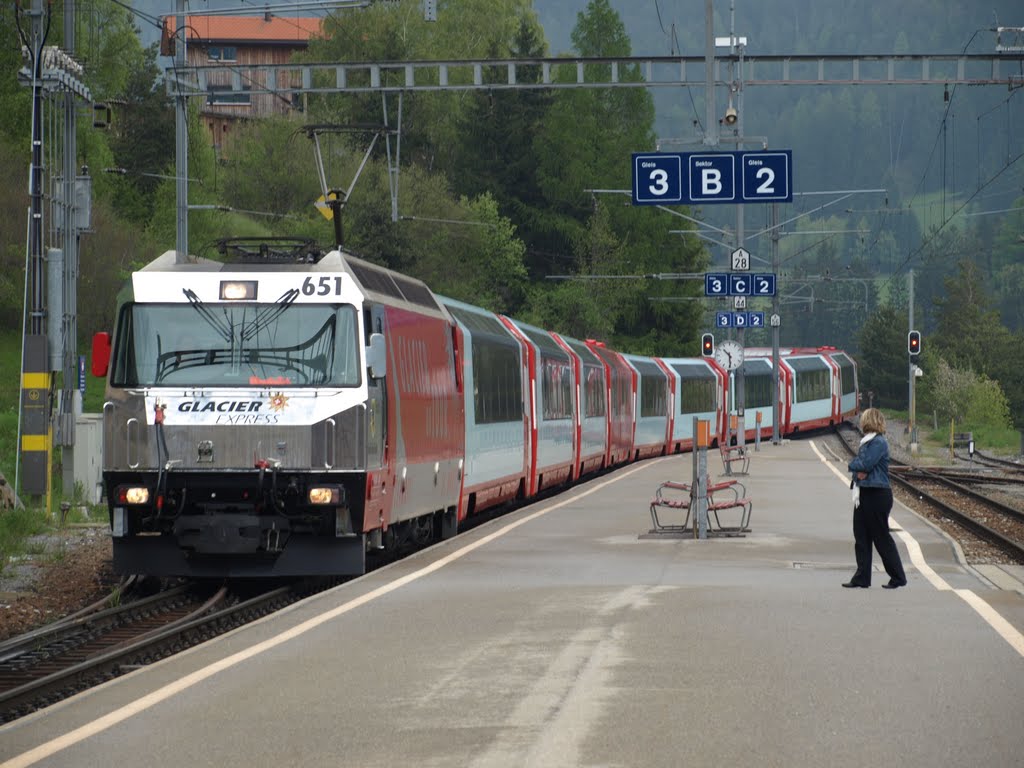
[649,480,695,532]
[704,478,752,533]
[719,443,750,475]
[649,477,752,535]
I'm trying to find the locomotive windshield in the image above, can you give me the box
[110,301,361,388]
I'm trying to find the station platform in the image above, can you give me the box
[3,437,1023,768]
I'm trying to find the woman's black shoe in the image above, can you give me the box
[882,580,907,589]
[842,581,869,588]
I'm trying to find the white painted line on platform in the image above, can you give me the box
[810,439,1024,660]
[954,589,1024,656]
[0,460,665,768]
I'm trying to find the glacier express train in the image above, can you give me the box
[91,243,858,578]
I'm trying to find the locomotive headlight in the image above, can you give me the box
[309,486,345,505]
[117,486,150,505]
[220,280,258,300]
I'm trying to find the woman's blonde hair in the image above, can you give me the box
[860,408,886,435]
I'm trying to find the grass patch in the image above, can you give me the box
[882,407,1021,457]
[927,423,1022,456]
[0,506,50,565]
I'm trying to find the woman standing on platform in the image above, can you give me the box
[844,408,907,589]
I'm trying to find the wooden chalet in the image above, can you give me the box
[162,15,323,153]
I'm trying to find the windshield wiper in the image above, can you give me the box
[183,288,234,342]
[239,288,300,343]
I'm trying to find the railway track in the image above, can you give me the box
[0,579,327,723]
[953,449,1024,476]
[835,424,1024,564]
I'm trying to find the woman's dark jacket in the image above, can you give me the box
[848,434,891,489]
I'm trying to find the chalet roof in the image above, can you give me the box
[164,16,323,45]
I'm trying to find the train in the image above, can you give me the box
[90,241,859,579]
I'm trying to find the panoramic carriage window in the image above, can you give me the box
[519,326,572,422]
[583,365,606,418]
[445,305,523,424]
[541,356,573,421]
[672,363,717,414]
[833,354,857,395]
[738,361,773,408]
[471,338,522,424]
[788,358,830,403]
[110,302,360,388]
[634,362,667,418]
[611,369,631,417]
[564,339,606,419]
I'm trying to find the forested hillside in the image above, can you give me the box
[2,0,1022,434]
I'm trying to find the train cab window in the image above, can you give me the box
[110,302,361,388]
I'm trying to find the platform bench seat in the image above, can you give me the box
[719,443,750,475]
[649,478,752,534]
[649,480,693,532]
[705,480,752,532]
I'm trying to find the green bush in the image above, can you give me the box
[920,358,1012,431]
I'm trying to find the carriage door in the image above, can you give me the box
[366,305,387,471]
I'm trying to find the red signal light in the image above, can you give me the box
[908,330,921,355]
[701,333,715,357]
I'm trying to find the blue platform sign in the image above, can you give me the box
[715,311,733,328]
[705,273,729,296]
[632,150,792,205]
[749,312,766,327]
[741,152,792,202]
[728,273,752,296]
[688,153,736,203]
[751,273,777,296]
[632,154,682,204]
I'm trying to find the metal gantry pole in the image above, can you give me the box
[908,269,918,453]
[58,0,81,493]
[771,202,781,445]
[703,0,717,148]
[175,0,189,260]
[731,11,746,450]
[19,0,52,500]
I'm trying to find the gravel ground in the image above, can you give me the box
[0,526,118,641]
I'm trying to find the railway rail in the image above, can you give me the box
[953,449,1024,475]
[835,424,1024,564]
[917,468,1024,487]
[0,580,325,723]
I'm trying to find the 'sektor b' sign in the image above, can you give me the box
[632,150,793,205]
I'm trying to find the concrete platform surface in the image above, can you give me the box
[2,437,1023,768]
